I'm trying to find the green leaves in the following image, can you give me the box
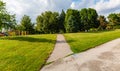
[0,0,16,31]
[36,11,59,34]
[20,15,34,34]
[58,10,65,33]
[65,9,80,33]
[107,13,120,29]
[98,15,107,30]
[80,8,99,31]
[66,15,78,33]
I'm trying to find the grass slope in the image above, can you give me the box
[0,34,56,71]
[64,29,120,53]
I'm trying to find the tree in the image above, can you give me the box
[66,15,78,33]
[0,0,6,29]
[58,10,65,33]
[80,8,89,31]
[20,15,34,34]
[0,0,16,32]
[4,14,16,30]
[65,9,81,32]
[107,13,120,29]
[108,13,120,25]
[80,8,99,31]
[36,15,43,33]
[88,8,99,28]
[36,11,59,34]
[98,15,107,30]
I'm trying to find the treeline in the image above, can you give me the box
[35,8,99,34]
[1,0,120,34]
[34,8,120,34]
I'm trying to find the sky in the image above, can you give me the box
[3,0,120,23]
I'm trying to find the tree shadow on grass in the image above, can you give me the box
[1,36,56,43]
[65,39,76,43]
[56,39,75,44]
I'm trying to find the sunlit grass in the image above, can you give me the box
[0,34,56,71]
[64,29,120,53]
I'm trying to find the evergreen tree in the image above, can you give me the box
[66,15,78,33]
[20,15,34,34]
[58,10,65,33]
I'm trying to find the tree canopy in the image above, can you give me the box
[58,10,66,33]
[107,13,120,29]
[80,8,99,31]
[65,9,81,32]
[36,11,59,34]
[98,15,107,30]
[0,0,16,32]
[19,15,34,34]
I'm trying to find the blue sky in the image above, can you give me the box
[3,0,120,23]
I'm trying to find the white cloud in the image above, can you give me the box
[3,0,72,23]
[70,0,120,16]
[70,0,94,9]
[92,0,120,15]
[3,0,120,22]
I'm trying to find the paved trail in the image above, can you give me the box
[47,34,73,62]
[41,38,120,71]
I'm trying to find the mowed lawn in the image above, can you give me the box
[64,29,120,53]
[0,34,56,71]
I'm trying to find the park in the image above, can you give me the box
[1,0,120,71]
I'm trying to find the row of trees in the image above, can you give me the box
[16,9,109,34]
[35,9,120,34]
[35,8,101,33]
[1,0,120,34]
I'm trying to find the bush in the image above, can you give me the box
[113,25,120,29]
[8,31,16,36]
[89,28,98,32]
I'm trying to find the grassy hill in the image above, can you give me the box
[64,29,120,53]
[0,34,56,71]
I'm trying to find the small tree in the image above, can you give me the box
[58,10,65,33]
[98,15,107,30]
[20,15,34,34]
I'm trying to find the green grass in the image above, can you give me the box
[64,29,120,53]
[0,34,56,71]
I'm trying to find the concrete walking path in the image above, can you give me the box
[41,38,120,71]
[47,34,73,62]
